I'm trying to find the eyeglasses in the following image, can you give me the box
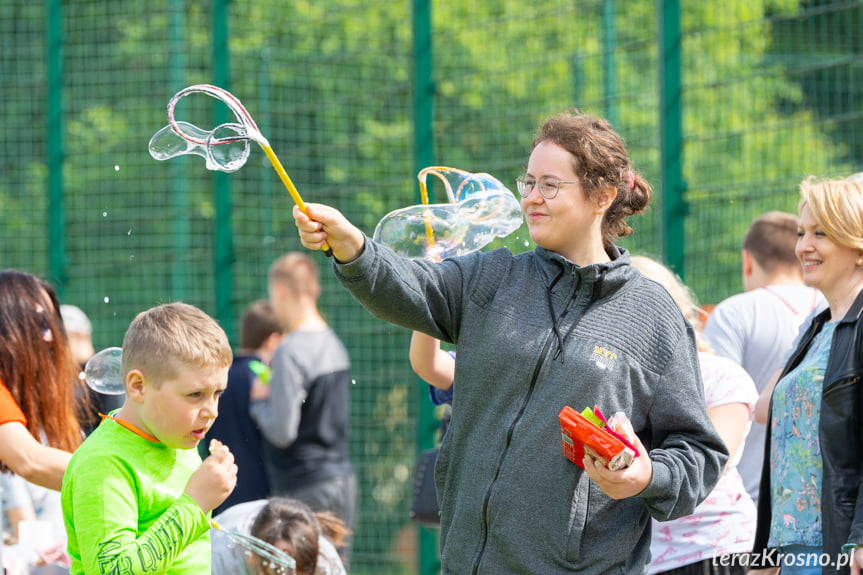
[516,175,579,200]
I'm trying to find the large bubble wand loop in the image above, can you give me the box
[210,519,297,574]
[374,166,524,262]
[416,166,499,250]
[153,84,332,257]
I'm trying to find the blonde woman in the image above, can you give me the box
[751,176,863,575]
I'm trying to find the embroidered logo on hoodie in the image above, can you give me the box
[592,345,617,370]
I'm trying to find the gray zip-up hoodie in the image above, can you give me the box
[335,239,727,574]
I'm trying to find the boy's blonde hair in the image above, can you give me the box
[121,302,233,384]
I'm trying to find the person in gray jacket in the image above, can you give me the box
[292,110,728,574]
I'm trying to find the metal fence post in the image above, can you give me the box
[47,0,66,294]
[212,0,235,342]
[658,0,687,278]
[170,0,189,300]
[602,0,618,128]
[413,0,440,573]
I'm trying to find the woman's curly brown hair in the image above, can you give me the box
[531,110,652,247]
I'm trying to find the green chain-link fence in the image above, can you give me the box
[2,1,862,573]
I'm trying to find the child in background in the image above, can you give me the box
[204,299,284,515]
[211,497,349,575]
[409,330,455,406]
[630,256,758,575]
[61,302,238,575]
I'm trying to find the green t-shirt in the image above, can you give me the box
[61,417,211,574]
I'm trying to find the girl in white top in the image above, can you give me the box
[211,497,349,575]
[631,256,758,575]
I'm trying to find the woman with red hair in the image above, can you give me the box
[0,269,85,490]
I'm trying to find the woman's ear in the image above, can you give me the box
[594,186,618,215]
[125,369,146,402]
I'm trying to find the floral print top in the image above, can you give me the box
[768,320,837,548]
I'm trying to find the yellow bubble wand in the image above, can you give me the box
[149,84,332,257]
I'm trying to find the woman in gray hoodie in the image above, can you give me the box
[292,110,727,574]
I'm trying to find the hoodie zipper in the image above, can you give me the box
[470,329,557,575]
[470,269,592,574]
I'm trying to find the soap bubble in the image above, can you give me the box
[83,347,125,395]
[149,120,250,173]
[373,167,523,261]
[148,84,264,173]
[149,84,333,257]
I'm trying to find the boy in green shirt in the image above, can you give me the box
[62,302,238,574]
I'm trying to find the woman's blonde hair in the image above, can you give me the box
[798,175,863,253]
[629,256,712,352]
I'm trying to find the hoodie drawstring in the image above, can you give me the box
[545,268,606,361]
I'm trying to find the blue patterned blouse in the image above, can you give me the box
[768,320,837,548]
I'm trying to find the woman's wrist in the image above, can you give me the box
[334,232,366,264]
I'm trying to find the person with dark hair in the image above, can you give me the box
[290,110,727,573]
[0,270,87,570]
[204,299,285,515]
[704,211,824,504]
[211,497,348,575]
[0,270,84,490]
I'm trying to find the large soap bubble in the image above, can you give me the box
[83,347,125,395]
[149,120,251,173]
[373,166,523,261]
[148,84,265,172]
[149,84,332,256]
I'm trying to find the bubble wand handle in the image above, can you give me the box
[260,143,333,258]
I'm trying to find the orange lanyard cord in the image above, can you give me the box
[98,412,160,443]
